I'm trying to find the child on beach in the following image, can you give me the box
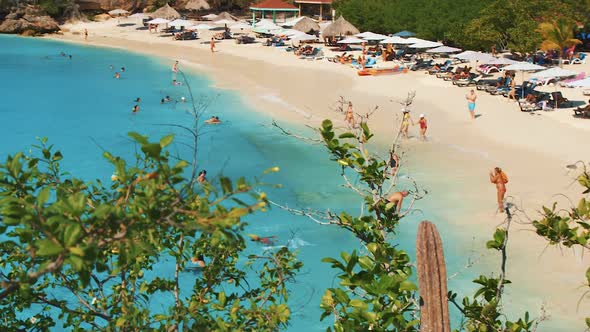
[466,89,477,120]
[418,114,427,140]
[489,167,508,213]
[210,38,216,53]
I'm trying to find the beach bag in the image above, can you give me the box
[500,171,508,184]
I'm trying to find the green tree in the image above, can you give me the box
[538,18,582,64]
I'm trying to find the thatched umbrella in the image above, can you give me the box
[152,3,180,20]
[215,11,238,22]
[321,16,360,37]
[293,16,320,34]
[184,0,210,11]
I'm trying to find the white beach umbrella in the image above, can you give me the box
[283,16,305,27]
[484,57,518,65]
[567,77,590,87]
[380,36,414,44]
[147,18,170,24]
[283,29,305,37]
[291,33,318,42]
[109,9,129,16]
[454,51,495,62]
[202,13,218,20]
[214,19,235,25]
[503,62,545,71]
[405,37,429,44]
[531,67,578,78]
[168,19,193,27]
[410,40,443,48]
[356,32,388,40]
[129,13,148,18]
[337,36,365,44]
[188,23,213,30]
[230,22,251,30]
[426,46,462,53]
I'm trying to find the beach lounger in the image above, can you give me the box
[573,105,590,118]
[550,91,572,108]
[518,101,541,112]
[572,53,586,64]
[559,72,586,87]
[454,74,480,87]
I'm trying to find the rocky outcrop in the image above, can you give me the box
[0,5,60,35]
[76,0,143,12]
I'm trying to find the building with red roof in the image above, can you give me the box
[250,0,299,24]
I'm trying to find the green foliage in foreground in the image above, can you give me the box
[314,119,535,331]
[533,164,590,329]
[0,134,300,331]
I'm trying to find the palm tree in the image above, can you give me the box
[538,18,582,66]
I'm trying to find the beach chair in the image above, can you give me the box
[454,74,480,87]
[572,53,586,64]
[518,101,541,112]
[550,91,572,108]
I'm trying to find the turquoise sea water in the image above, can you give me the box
[0,35,484,330]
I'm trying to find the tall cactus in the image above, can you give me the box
[416,221,451,332]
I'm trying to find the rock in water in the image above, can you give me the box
[0,5,60,35]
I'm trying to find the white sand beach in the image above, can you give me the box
[49,19,590,329]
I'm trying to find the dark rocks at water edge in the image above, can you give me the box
[0,5,60,35]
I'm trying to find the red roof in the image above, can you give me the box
[251,0,298,10]
[295,0,332,3]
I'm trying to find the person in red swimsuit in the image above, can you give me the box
[418,114,428,140]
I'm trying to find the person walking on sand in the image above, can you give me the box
[84,28,88,41]
[417,114,427,141]
[210,38,216,53]
[401,110,412,139]
[466,89,477,120]
[489,167,508,213]
[345,102,355,128]
[387,190,409,213]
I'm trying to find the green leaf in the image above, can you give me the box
[159,134,174,148]
[399,280,417,291]
[128,132,148,144]
[37,187,51,206]
[220,177,233,194]
[141,143,162,159]
[349,299,368,310]
[64,224,82,248]
[115,317,126,327]
[36,239,64,256]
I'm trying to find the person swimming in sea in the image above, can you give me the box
[132,105,139,113]
[197,170,207,183]
[134,97,141,102]
[249,234,277,245]
[121,67,126,72]
[205,116,221,124]
[172,79,182,86]
[191,255,206,267]
[114,72,120,79]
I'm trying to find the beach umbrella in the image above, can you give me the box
[202,13,218,20]
[214,19,235,25]
[393,30,416,37]
[215,11,238,22]
[410,40,443,48]
[484,57,518,65]
[503,62,545,72]
[129,13,148,18]
[567,77,590,87]
[359,32,388,41]
[184,0,210,11]
[283,16,305,27]
[168,19,193,27]
[187,24,211,30]
[108,9,129,16]
[282,29,305,37]
[380,36,414,44]
[426,46,462,53]
[152,3,180,20]
[337,36,364,44]
[293,16,320,34]
[321,16,360,37]
[531,67,578,78]
[291,33,318,42]
[454,51,495,62]
[147,18,170,24]
[230,22,251,30]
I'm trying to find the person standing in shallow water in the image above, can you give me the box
[417,114,427,141]
[489,167,508,213]
[466,89,477,120]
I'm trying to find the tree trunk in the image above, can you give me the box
[416,221,451,332]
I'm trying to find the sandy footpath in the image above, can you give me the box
[46,19,590,329]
